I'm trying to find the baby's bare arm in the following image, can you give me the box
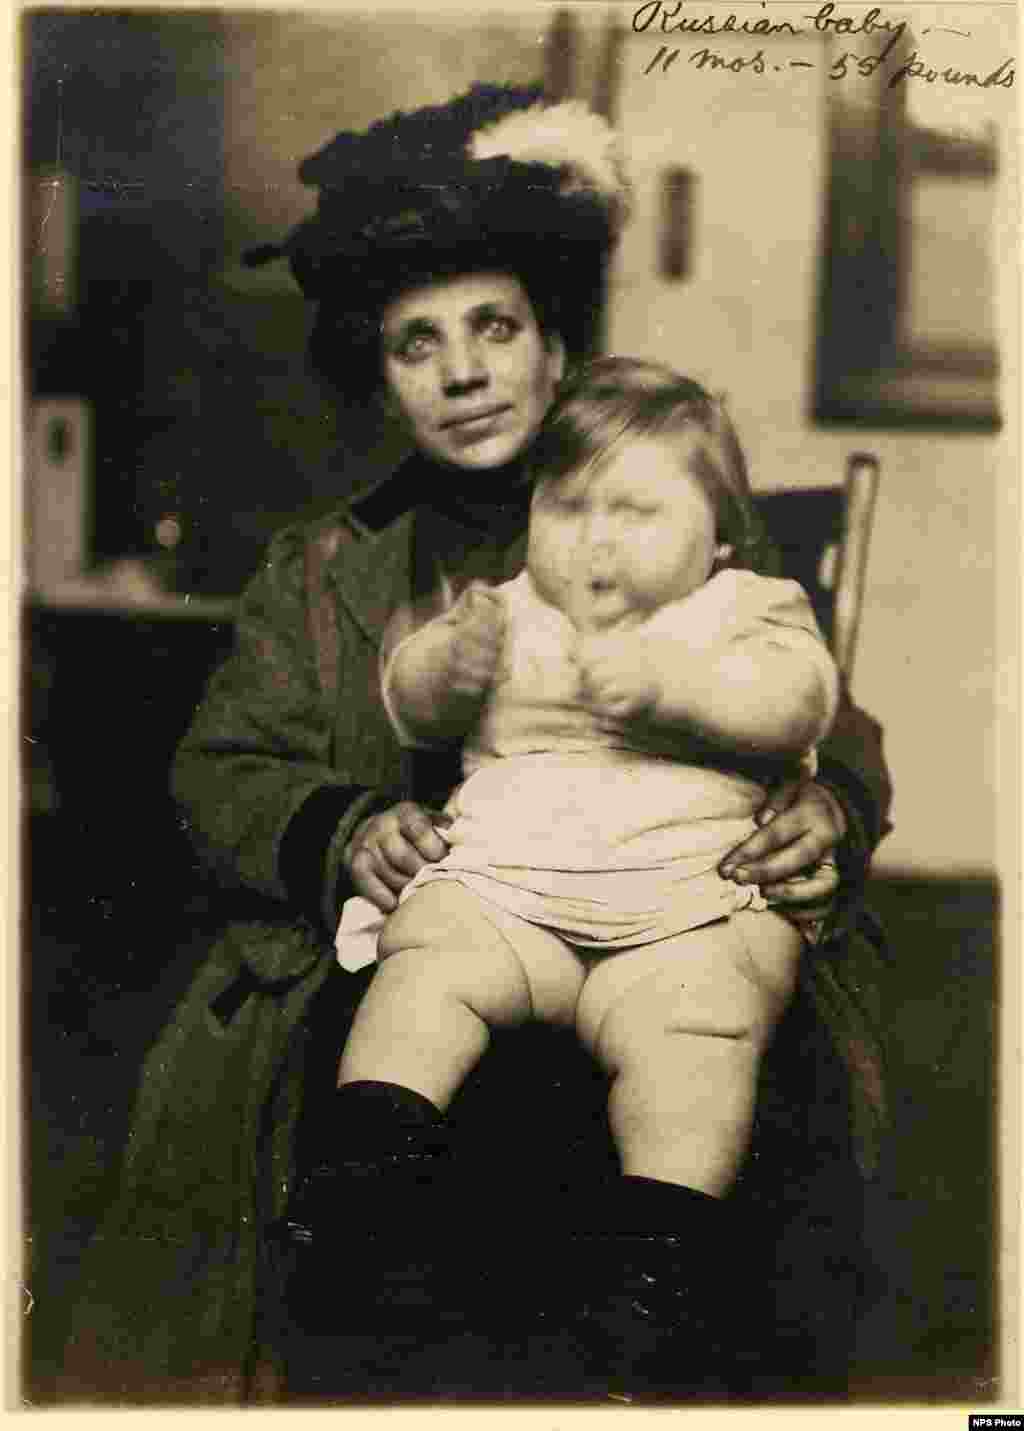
[576,580,838,756]
[650,636,833,754]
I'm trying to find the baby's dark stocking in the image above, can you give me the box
[580,1174,748,1402]
[272,1079,464,1336]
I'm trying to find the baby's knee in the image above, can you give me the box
[587,965,766,1079]
[602,984,762,1138]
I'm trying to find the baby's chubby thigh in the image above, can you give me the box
[575,909,803,1070]
[378,881,587,1029]
[575,912,803,1193]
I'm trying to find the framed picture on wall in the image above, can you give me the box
[812,33,1002,430]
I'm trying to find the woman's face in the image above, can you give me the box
[380,272,566,472]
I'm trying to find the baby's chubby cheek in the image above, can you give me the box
[525,523,574,613]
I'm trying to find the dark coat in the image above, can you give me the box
[59,464,892,1403]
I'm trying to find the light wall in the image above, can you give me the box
[221,6,1018,878]
[221,10,560,251]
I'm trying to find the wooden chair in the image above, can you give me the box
[754,452,881,684]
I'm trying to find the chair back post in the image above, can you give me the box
[832,452,881,684]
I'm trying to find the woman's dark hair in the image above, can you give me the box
[244,84,628,404]
[527,356,765,561]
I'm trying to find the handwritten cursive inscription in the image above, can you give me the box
[690,44,768,70]
[803,3,905,64]
[634,1,1015,89]
[887,50,1014,87]
[634,0,800,36]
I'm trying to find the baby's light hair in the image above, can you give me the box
[527,356,763,560]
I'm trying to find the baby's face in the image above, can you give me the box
[528,436,727,629]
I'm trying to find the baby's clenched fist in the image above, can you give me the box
[575,631,662,721]
[444,581,506,697]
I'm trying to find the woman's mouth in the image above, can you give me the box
[440,405,513,439]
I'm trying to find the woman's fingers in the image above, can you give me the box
[347,848,400,911]
[720,782,847,886]
[753,776,804,825]
[763,859,840,907]
[344,801,452,911]
[721,805,819,878]
[763,857,840,928]
[728,827,828,887]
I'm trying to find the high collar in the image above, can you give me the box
[349,450,532,536]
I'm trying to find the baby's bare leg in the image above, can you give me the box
[339,881,584,1111]
[577,911,801,1197]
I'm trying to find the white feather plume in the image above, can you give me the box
[467,100,630,220]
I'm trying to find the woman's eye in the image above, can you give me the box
[391,333,436,363]
[482,316,519,342]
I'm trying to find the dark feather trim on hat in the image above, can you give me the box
[298,83,547,188]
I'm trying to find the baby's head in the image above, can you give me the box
[526,357,760,627]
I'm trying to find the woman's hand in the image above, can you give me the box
[344,801,452,913]
[719,778,847,921]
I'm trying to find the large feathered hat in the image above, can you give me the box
[246,83,631,399]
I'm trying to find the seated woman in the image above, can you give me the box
[59,83,892,1405]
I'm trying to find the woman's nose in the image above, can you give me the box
[441,335,488,393]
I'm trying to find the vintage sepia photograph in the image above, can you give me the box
[18,0,1019,1410]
